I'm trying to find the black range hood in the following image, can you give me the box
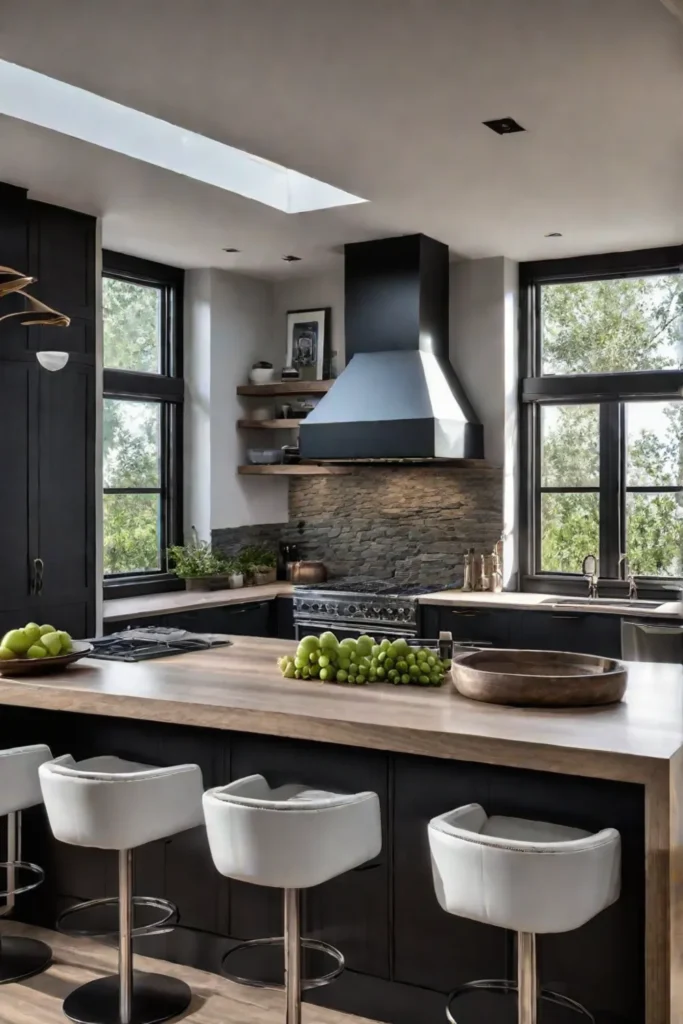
[299,234,484,461]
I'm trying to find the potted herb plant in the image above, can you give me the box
[238,545,278,586]
[225,557,244,590]
[168,528,229,591]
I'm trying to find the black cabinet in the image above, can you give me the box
[104,599,279,638]
[0,192,96,638]
[275,596,294,638]
[421,605,512,647]
[519,611,621,658]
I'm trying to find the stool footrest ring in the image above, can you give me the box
[0,860,45,899]
[446,979,594,1024]
[221,936,344,991]
[56,895,178,939]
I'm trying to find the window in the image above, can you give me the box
[102,251,183,593]
[520,245,683,593]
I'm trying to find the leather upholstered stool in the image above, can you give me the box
[203,774,382,1024]
[0,743,54,982]
[40,755,204,1024]
[428,803,621,1024]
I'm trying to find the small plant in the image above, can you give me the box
[237,545,277,574]
[168,528,228,579]
[222,556,243,577]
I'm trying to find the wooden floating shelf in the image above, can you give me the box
[237,380,334,396]
[238,463,352,476]
[237,419,303,430]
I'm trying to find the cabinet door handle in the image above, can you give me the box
[550,613,582,621]
[32,558,44,597]
[452,611,481,618]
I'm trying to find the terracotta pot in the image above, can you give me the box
[253,568,277,586]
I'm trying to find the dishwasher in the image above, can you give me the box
[621,620,683,663]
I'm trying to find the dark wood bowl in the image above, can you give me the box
[451,647,628,707]
[0,640,94,677]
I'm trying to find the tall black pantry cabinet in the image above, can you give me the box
[0,183,96,638]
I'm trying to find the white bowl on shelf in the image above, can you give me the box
[247,448,284,465]
[249,367,276,385]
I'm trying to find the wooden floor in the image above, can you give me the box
[0,923,379,1024]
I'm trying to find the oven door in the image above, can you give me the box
[294,618,417,643]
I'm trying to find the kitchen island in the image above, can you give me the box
[0,637,680,1024]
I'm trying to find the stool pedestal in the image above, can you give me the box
[0,809,51,984]
[63,850,191,1024]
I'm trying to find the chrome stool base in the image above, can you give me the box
[221,935,344,991]
[446,979,594,1024]
[63,972,192,1024]
[0,935,52,984]
[57,896,177,940]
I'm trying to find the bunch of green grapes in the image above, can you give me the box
[277,633,451,686]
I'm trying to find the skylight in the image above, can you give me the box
[0,59,367,214]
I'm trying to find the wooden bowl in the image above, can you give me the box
[0,640,94,677]
[451,648,627,707]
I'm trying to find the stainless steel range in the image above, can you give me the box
[293,577,446,641]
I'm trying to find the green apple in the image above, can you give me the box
[39,624,56,637]
[1,629,31,655]
[40,632,62,657]
[57,631,73,652]
[24,622,41,645]
[0,647,16,661]
[27,645,47,659]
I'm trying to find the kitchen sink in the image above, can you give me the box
[542,597,663,610]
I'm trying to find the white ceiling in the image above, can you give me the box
[0,0,681,278]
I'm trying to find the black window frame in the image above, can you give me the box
[519,244,683,599]
[102,250,185,599]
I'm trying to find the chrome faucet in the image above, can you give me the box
[582,554,598,599]
[619,554,638,601]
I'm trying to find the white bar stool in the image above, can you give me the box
[428,803,621,1024]
[0,743,54,983]
[40,754,204,1024]
[203,774,382,1024]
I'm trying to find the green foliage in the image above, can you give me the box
[103,278,163,575]
[168,529,228,579]
[236,545,277,573]
[540,274,683,577]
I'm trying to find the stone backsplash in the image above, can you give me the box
[214,465,502,587]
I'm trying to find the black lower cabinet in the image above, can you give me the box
[518,611,622,658]
[3,708,644,1024]
[103,599,279,638]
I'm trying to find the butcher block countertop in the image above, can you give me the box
[0,636,682,783]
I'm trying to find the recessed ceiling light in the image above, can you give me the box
[282,255,302,262]
[483,117,526,135]
[0,59,367,214]
[545,232,563,238]
[222,247,240,253]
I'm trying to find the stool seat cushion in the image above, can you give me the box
[39,755,204,851]
[428,803,621,934]
[0,745,53,816]
[203,774,381,889]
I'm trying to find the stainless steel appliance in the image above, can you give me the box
[293,577,448,641]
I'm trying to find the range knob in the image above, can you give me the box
[312,603,319,612]
[348,604,357,615]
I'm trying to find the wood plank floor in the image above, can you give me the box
[0,922,380,1024]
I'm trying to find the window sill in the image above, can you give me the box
[103,573,184,600]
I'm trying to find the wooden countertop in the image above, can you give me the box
[0,636,680,782]
[418,589,683,618]
[103,583,293,621]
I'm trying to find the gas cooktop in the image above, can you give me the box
[294,577,449,597]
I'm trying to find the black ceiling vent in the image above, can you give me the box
[483,117,526,135]
[222,247,240,253]
[282,254,302,262]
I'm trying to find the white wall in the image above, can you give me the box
[184,268,288,538]
[272,269,345,374]
[449,257,519,582]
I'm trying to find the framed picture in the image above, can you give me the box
[285,308,331,380]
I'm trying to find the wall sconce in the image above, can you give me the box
[0,265,71,371]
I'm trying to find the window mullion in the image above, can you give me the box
[599,403,622,579]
